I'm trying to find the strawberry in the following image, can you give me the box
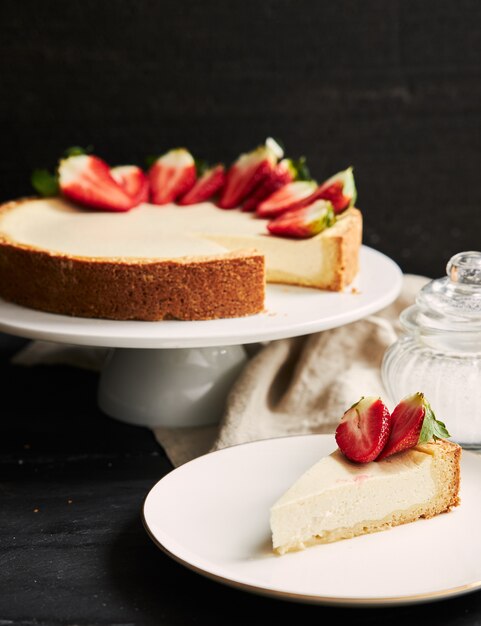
[377,393,450,460]
[309,166,357,214]
[242,158,297,212]
[148,148,196,205]
[267,199,335,239]
[335,397,391,463]
[255,180,317,218]
[178,164,226,205]
[111,165,149,206]
[58,155,138,212]
[217,141,280,209]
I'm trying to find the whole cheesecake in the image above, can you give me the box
[270,439,461,554]
[0,197,362,321]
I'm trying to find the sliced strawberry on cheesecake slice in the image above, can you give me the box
[148,148,196,205]
[267,199,335,239]
[256,180,317,218]
[217,139,282,209]
[178,164,226,205]
[309,166,357,214]
[377,393,450,460]
[111,165,149,206]
[58,155,138,212]
[335,396,392,463]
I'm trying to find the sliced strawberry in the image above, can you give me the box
[217,144,279,209]
[242,158,297,212]
[148,148,196,205]
[58,155,138,212]
[255,180,317,218]
[308,167,357,214]
[267,199,335,239]
[377,393,450,460]
[111,165,149,206]
[335,397,391,463]
[178,164,226,205]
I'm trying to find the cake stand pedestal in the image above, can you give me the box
[0,246,402,428]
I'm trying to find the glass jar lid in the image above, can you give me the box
[401,251,481,336]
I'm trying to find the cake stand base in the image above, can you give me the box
[97,345,248,428]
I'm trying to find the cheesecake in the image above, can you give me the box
[0,197,362,321]
[270,439,461,555]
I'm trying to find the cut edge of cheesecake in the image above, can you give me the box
[270,439,461,555]
[203,207,362,291]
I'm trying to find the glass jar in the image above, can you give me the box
[382,251,481,448]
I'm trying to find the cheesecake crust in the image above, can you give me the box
[0,237,265,321]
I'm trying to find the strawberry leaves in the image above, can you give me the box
[419,400,451,444]
[31,146,94,197]
[31,169,59,197]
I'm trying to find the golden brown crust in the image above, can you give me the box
[416,439,461,510]
[337,207,363,289]
[0,237,265,321]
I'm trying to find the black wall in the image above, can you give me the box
[1,0,481,278]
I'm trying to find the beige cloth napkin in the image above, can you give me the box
[154,274,429,465]
[12,274,429,467]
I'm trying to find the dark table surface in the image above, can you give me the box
[1,333,481,625]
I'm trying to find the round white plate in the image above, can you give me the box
[0,246,401,348]
[143,434,481,607]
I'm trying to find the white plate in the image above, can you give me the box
[0,246,401,348]
[143,434,481,607]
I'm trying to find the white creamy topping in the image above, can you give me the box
[0,199,241,258]
[270,448,435,550]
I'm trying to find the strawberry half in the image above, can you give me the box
[308,167,357,214]
[111,165,149,206]
[58,155,138,212]
[242,158,297,212]
[377,393,450,460]
[267,199,335,239]
[148,148,196,205]
[217,143,279,209]
[255,180,317,218]
[178,164,226,205]
[335,397,391,463]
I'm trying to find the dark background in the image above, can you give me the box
[2,0,481,279]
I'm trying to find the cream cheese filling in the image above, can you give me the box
[0,198,333,263]
[270,448,435,550]
[0,199,239,259]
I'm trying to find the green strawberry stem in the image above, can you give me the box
[32,146,95,196]
[194,158,209,177]
[64,145,93,157]
[292,156,311,181]
[31,169,59,197]
[418,394,451,443]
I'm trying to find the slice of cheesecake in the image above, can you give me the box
[0,197,362,321]
[270,439,461,555]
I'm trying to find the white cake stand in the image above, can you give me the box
[0,246,402,428]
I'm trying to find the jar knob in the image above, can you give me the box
[447,251,481,285]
